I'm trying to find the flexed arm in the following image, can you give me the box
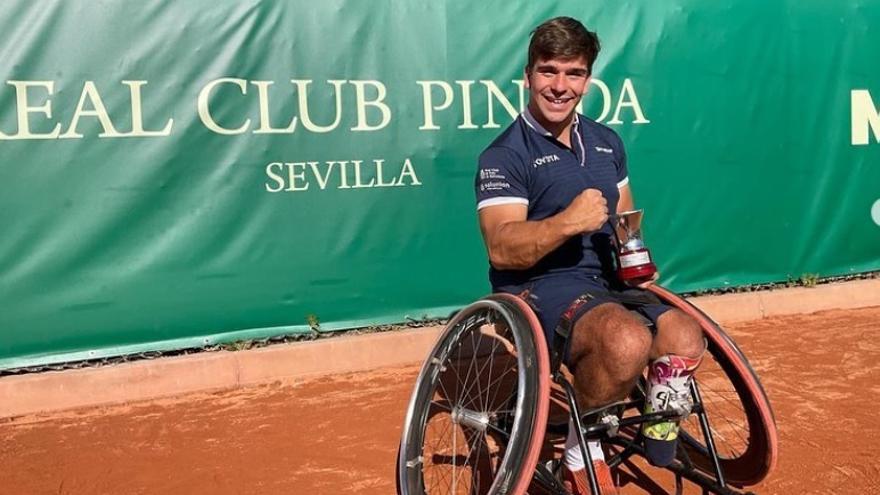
[479,188,609,270]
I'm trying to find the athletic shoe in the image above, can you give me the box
[563,460,619,495]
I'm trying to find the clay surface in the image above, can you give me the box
[2,306,879,494]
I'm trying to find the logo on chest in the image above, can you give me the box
[533,154,560,168]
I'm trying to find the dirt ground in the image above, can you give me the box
[2,306,879,495]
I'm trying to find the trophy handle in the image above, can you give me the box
[608,212,630,247]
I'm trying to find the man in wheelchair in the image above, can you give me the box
[475,16,706,494]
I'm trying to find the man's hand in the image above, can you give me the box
[478,188,609,270]
[559,188,608,235]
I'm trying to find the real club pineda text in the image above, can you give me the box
[0,78,649,139]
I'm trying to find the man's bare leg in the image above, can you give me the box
[562,302,651,494]
[568,302,654,409]
[651,308,704,359]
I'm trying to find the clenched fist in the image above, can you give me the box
[559,188,609,234]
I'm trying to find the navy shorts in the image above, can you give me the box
[497,274,673,351]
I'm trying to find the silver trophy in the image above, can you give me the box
[614,209,656,281]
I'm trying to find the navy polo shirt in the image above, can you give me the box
[475,108,629,290]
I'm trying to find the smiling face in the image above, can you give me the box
[525,57,591,136]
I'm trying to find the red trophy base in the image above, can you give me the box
[617,248,657,283]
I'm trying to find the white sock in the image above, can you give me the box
[564,417,605,470]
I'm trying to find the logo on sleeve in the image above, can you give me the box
[595,146,613,154]
[533,154,560,167]
[480,168,506,180]
[479,167,511,192]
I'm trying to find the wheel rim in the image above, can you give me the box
[647,285,778,485]
[679,339,769,483]
[398,298,546,495]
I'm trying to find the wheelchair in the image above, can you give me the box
[397,285,778,495]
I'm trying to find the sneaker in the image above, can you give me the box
[563,461,619,495]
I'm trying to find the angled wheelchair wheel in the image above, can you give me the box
[398,293,551,495]
[648,285,779,486]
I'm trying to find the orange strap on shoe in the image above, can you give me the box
[565,462,619,495]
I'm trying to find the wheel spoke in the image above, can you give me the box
[400,299,549,495]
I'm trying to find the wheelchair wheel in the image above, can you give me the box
[648,285,779,486]
[398,293,551,495]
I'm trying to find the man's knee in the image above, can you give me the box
[605,324,653,379]
[572,304,652,380]
[655,309,705,358]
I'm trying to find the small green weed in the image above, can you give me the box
[799,273,820,287]
[306,313,321,331]
[221,340,252,352]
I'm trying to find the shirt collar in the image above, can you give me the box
[522,107,551,136]
[522,107,584,166]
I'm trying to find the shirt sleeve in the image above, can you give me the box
[475,146,530,210]
[612,133,629,189]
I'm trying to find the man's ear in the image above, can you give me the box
[582,75,591,95]
[523,66,531,89]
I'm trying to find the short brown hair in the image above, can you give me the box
[527,17,601,75]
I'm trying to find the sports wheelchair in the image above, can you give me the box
[397,285,778,495]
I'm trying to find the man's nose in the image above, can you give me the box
[551,74,567,92]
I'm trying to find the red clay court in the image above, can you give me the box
[2,305,879,494]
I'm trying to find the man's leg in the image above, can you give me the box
[568,302,654,408]
[651,308,704,359]
[562,302,653,495]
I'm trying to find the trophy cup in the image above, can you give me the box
[614,209,657,283]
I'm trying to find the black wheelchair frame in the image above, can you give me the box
[397,286,778,495]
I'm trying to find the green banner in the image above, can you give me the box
[1,0,879,368]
